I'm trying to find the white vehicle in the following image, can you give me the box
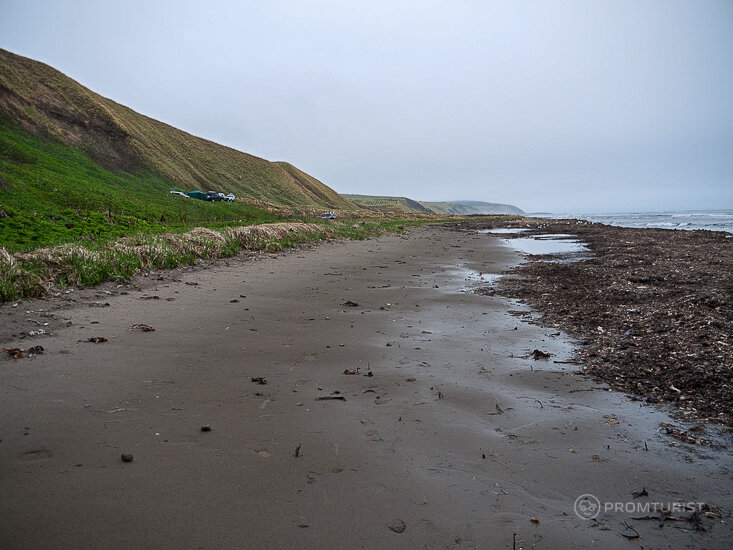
[319,211,337,219]
[225,193,235,202]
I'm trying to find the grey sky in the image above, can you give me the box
[2,0,731,213]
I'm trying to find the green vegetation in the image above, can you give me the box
[0,49,495,303]
[0,48,358,211]
[0,123,282,251]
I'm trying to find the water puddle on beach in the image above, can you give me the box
[442,265,503,293]
[508,234,587,255]
[479,230,589,260]
[440,231,591,296]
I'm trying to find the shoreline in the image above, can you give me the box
[455,218,732,427]
[1,224,731,548]
[527,210,733,234]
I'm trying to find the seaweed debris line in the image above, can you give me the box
[466,217,733,425]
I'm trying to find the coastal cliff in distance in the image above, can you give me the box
[0,48,356,210]
[344,195,524,215]
[341,194,433,213]
[418,201,525,215]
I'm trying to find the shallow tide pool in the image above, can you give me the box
[478,230,589,257]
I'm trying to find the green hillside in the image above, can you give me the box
[418,201,524,215]
[0,49,360,250]
[0,122,280,251]
[341,194,433,214]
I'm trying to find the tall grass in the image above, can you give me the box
[0,220,434,302]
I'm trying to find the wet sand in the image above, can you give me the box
[1,225,731,549]
[466,217,733,426]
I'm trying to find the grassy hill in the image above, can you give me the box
[341,194,433,214]
[0,49,359,250]
[418,201,524,215]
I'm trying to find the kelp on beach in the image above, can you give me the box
[458,218,733,426]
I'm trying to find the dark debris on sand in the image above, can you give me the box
[453,218,733,426]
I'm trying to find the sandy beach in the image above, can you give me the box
[1,225,731,549]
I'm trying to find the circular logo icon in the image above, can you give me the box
[574,494,601,520]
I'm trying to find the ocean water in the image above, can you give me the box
[534,210,733,234]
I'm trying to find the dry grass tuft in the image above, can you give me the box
[1,222,328,302]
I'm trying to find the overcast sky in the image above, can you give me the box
[2,1,731,213]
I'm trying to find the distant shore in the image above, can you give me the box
[527,210,733,234]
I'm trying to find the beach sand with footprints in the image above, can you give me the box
[1,225,731,549]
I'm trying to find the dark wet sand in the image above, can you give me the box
[1,226,731,549]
